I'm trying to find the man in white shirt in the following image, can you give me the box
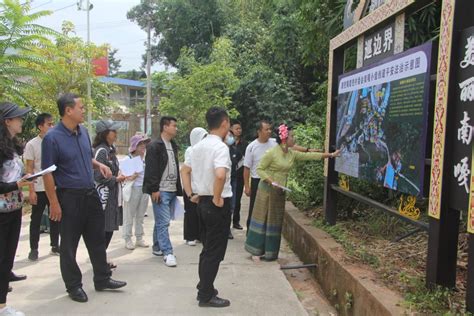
[243,120,276,231]
[243,121,313,231]
[24,113,59,261]
[182,107,232,308]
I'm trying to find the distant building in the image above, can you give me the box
[98,76,158,108]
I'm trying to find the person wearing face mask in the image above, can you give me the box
[228,120,247,231]
[225,131,236,239]
[245,124,341,263]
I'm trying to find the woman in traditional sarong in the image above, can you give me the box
[245,124,340,262]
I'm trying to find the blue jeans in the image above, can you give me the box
[152,191,176,256]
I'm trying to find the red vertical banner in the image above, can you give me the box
[92,48,109,76]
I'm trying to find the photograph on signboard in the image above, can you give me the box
[335,42,432,196]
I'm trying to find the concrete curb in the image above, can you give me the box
[282,201,406,316]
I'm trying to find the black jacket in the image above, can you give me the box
[143,137,183,196]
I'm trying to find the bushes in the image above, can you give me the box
[288,122,326,209]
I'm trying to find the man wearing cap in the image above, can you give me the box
[143,116,182,267]
[122,133,151,250]
[42,93,126,303]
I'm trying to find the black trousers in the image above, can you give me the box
[57,188,110,291]
[246,178,261,231]
[105,231,113,250]
[197,197,231,302]
[183,194,200,241]
[0,208,22,304]
[30,191,59,250]
[231,176,244,226]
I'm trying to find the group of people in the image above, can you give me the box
[0,93,340,315]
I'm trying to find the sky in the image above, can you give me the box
[33,0,168,72]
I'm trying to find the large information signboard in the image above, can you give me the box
[335,43,432,196]
[452,26,474,213]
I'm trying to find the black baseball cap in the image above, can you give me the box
[0,102,31,119]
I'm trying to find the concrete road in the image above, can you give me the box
[8,196,309,316]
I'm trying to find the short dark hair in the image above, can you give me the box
[257,120,271,132]
[160,116,177,133]
[206,107,229,130]
[230,119,241,127]
[57,93,80,117]
[35,113,52,129]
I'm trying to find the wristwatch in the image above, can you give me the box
[188,193,197,199]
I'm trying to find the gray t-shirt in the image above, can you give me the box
[160,140,178,192]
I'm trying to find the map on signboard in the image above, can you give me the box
[335,43,432,196]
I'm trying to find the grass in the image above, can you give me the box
[308,206,470,315]
[312,218,380,268]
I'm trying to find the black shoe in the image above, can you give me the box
[233,223,243,230]
[28,249,38,261]
[95,278,127,291]
[8,286,12,292]
[199,296,231,308]
[9,271,27,282]
[228,232,234,239]
[68,287,88,303]
[196,289,219,301]
[50,246,60,256]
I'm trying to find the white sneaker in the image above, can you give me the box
[125,240,135,250]
[0,306,25,316]
[135,239,149,248]
[186,240,196,246]
[163,254,177,267]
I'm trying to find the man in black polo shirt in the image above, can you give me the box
[42,93,126,303]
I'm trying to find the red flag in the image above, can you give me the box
[92,56,109,76]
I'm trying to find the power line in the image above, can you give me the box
[31,0,52,10]
[53,2,76,12]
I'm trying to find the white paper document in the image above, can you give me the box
[271,182,292,192]
[25,165,57,181]
[119,156,144,176]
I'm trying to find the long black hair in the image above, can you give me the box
[0,117,23,165]
[93,130,111,148]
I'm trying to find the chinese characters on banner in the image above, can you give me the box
[335,43,432,196]
[462,27,474,234]
[363,22,395,66]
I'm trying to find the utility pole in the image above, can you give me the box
[78,0,94,135]
[145,20,152,136]
[86,0,92,135]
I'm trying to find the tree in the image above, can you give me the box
[0,0,57,105]
[20,22,119,116]
[128,0,233,67]
[108,48,122,76]
[159,38,239,144]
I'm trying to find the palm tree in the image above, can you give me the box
[0,0,58,104]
